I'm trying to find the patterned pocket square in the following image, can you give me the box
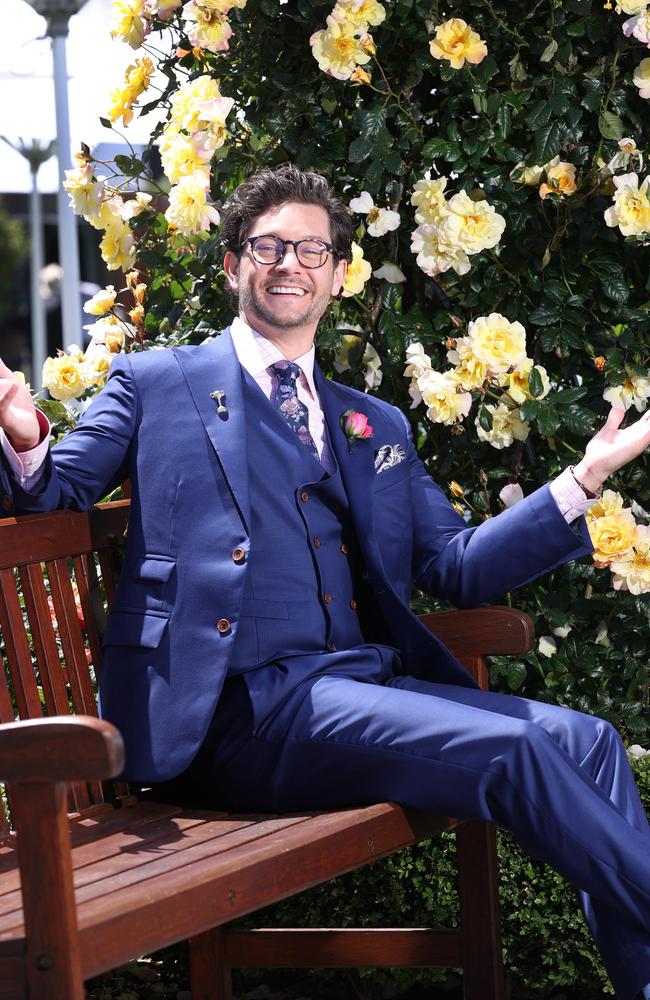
[374,443,406,474]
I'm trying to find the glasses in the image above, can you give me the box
[239,235,337,269]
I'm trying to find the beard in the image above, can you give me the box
[237,278,333,332]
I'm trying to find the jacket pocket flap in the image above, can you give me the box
[134,557,176,582]
[240,599,288,619]
[103,610,170,648]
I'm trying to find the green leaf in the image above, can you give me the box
[525,100,552,130]
[114,154,145,177]
[536,406,562,435]
[421,137,452,160]
[598,111,625,141]
[507,662,528,691]
[561,405,596,436]
[540,39,558,63]
[348,136,369,163]
[532,121,562,165]
[529,302,562,326]
[602,274,630,303]
[528,367,546,398]
[478,405,494,432]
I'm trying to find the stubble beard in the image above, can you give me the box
[239,279,333,332]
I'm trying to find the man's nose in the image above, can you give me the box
[274,243,302,269]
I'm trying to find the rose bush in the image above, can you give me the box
[40,0,649,747]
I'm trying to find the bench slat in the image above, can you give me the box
[0,571,42,721]
[20,564,70,717]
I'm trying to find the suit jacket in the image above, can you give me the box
[8,329,593,781]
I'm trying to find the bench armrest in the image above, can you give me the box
[419,606,534,658]
[0,716,124,783]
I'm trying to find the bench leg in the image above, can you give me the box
[457,820,505,1000]
[189,929,232,1000]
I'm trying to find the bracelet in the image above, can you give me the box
[569,465,603,500]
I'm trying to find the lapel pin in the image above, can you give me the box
[210,389,228,415]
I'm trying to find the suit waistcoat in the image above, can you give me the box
[227,370,367,673]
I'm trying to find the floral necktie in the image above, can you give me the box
[269,361,319,459]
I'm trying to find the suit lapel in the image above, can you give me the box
[173,329,251,534]
[316,367,385,582]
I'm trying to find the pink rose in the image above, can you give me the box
[341,409,373,450]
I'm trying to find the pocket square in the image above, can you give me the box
[374,443,406,474]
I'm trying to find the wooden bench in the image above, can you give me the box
[0,500,534,1000]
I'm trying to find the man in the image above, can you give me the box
[0,164,649,999]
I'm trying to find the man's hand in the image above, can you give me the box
[573,406,650,494]
[0,359,41,452]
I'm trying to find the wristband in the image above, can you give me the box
[569,465,603,500]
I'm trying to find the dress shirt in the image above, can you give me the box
[0,325,595,523]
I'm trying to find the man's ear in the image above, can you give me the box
[223,250,240,291]
[331,257,348,298]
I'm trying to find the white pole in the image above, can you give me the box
[29,166,47,388]
[51,28,82,351]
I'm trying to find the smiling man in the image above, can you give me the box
[1,163,650,1000]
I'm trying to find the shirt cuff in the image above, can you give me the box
[0,409,51,487]
[549,466,599,524]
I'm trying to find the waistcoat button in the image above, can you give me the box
[323,592,332,604]
[300,490,309,502]
[216,618,231,634]
[313,537,321,548]
[349,599,357,610]
[232,547,246,563]
[340,543,349,555]
[327,642,337,651]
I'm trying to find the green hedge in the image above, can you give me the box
[229,753,650,998]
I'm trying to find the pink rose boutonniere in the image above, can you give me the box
[341,409,373,451]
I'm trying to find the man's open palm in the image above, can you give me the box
[0,359,40,452]
[577,406,650,491]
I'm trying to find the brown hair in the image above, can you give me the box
[220,163,354,262]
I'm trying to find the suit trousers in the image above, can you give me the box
[169,646,650,1000]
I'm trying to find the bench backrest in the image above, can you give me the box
[0,502,130,831]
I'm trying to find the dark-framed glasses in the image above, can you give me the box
[240,235,337,268]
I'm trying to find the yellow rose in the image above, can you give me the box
[588,510,637,566]
[331,0,386,31]
[446,336,489,391]
[334,334,382,390]
[411,177,448,224]
[604,172,650,236]
[507,359,551,404]
[350,66,372,84]
[633,58,650,99]
[610,526,650,594]
[183,0,233,53]
[42,351,92,402]
[429,19,487,70]
[63,162,104,220]
[475,402,530,449]
[410,223,470,277]
[169,76,225,133]
[164,172,221,236]
[510,162,545,186]
[438,190,506,255]
[100,218,136,272]
[539,160,577,200]
[420,370,472,426]
[111,0,149,48]
[603,372,650,412]
[466,314,527,375]
[83,286,117,316]
[310,16,371,80]
[587,488,627,523]
[160,127,210,184]
[341,242,372,297]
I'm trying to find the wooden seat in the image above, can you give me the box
[0,501,534,1000]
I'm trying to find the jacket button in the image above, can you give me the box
[232,547,246,563]
[216,618,231,634]
[313,537,321,549]
[340,543,349,555]
[1,495,13,513]
[323,593,332,605]
[327,642,337,651]
[300,490,309,502]
[349,599,357,610]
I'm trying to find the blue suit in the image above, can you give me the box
[8,329,650,998]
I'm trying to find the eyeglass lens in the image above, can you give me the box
[250,237,329,268]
